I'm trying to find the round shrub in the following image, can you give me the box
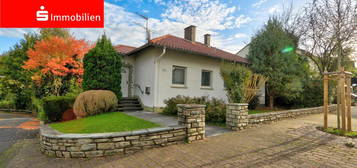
[73,90,118,118]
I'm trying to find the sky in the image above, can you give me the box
[0,0,309,54]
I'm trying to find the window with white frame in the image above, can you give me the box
[172,66,186,85]
[201,70,212,87]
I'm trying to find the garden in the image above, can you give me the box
[0,29,160,134]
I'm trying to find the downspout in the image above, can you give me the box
[154,47,166,112]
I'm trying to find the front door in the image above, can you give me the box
[121,66,130,97]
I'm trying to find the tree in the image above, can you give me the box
[298,0,357,74]
[82,34,122,98]
[0,33,39,109]
[23,36,91,96]
[40,28,71,39]
[247,17,304,109]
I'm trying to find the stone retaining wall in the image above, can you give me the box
[40,125,186,158]
[177,104,206,142]
[226,103,248,130]
[248,105,337,126]
[40,104,206,158]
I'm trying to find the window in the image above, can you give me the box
[201,70,212,87]
[172,66,186,85]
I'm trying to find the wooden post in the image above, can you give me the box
[323,74,329,129]
[340,73,346,131]
[336,74,341,130]
[346,75,352,131]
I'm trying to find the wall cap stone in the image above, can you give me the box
[248,105,337,119]
[177,104,206,108]
[227,103,248,106]
[40,124,185,139]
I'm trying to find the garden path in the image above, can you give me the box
[123,111,232,137]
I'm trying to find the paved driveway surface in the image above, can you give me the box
[5,113,357,168]
[0,112,39,154]
[124,111,232,137]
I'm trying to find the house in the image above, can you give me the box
[115,25,251,111]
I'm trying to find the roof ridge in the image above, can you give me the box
[115,44,136,48]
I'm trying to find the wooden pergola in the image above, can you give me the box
[323,68,352,131]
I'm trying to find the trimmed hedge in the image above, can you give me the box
[42,95,76,123]
[162,96,226,123]
[73,90,118,118]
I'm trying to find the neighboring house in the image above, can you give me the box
[116,25,250,110]
[236,44,266,105]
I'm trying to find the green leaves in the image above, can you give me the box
[82,34,123,99]
[247,17,306,107]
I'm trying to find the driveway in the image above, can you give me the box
[124,111,232,137]
[0,112,39,154]
[4,113,357,168]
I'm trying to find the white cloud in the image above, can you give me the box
[268,4,282,14]
[153,0,166,5]
[161,0,237,30]
[235,15,252,28]
[0,28,37,38]
[252,0,268,8]
[234,33,249,39]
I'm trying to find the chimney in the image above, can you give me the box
[204,34,211,46]
[184,25,196,42]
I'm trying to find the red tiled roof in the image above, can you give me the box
[128,34,248,64]
[114,45,136,54]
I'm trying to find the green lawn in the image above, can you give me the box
[50,112,160,134]
[248,109,274,114]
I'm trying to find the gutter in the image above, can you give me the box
[154,47,166,110]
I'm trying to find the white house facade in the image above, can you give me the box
[116,25,257,110]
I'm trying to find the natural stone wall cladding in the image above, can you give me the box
[226,103,249,130]
[40,126,186,158]
[177,104,206,142]
[248,105,337,127]
[40,104,206,158]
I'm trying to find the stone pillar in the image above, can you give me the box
[226,103,248,130]
[177,104,206,143]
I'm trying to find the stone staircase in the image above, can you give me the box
[118,97,143,112]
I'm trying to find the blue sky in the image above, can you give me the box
[0,0,308,54]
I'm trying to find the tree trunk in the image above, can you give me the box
[269,95,274,109]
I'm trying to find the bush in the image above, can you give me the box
[0,100,16,109]
[248,96,259,110]
[42,95,76,123]
[162,95,226,123]
[73,90,118,118]
[31,97,46,121]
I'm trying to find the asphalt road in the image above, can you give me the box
[0,112,38,154]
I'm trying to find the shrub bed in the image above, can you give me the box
[162,96,226,123]
[42,95,76,123]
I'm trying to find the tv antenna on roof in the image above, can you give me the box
[134,12,151,42]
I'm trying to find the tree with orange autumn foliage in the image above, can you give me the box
[23,36,91,96]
